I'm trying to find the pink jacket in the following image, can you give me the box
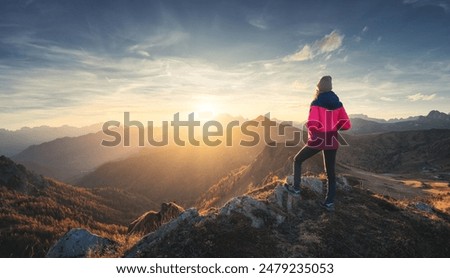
[306,91,351,150]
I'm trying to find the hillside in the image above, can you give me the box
[0,156,151,257]
[79,144,263,209]
[196,143,323,211]
[124,179,450,257]
[340,129,450,175]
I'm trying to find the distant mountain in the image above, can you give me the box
[77,116,301,208]
[349,110,450,135]
[0,124,101,156]
[340,129,450,174]
[13,131,138,183]
[350,114,420,123]
[79,145,263,209]
[0,156,151,257]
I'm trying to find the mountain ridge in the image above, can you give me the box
[0,156,151,257]
[348,110,450,135]
[0,124,102,156]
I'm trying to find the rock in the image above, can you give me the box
[269,184,300,214]
[127,202,185,235]
[302,177,323,194]
[337,176,352,191]
[126,208,199,258]
[46,228,117,258]
[284,175,323,194]
[414,202,433,213]
[219,195,285,228]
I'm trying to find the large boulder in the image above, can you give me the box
[46,228,117,258]
[219,195,285,228]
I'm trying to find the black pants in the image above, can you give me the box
[293,146,337,203]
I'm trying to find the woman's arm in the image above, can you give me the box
[337,106,351,130]
[306,106,322,130]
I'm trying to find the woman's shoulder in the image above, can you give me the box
[310,91,343,109]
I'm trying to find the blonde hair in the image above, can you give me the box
[314,75,332,99]
[314,88,321,100]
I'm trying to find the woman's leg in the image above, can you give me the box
[323,149,337,203]
[293,146,320,188]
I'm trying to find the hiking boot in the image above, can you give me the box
[284,183,301,196]
[320,202,335,212]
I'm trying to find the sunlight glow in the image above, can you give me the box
[196,102,219,121]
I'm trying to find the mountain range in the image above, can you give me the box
[0,111,450,185]
[5,110,450,185]
[348,110,450,134]
[0,124,101,157]
[1,110,450,257]
[78,116,296,208]
[12,131,139,183]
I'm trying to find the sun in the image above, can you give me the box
[196,102,219,121]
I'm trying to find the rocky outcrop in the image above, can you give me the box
[219,195,285,228]
[125,178,329,257]
[127,202,185,235]
[123,175,450,258]
[0,155,48,193]
[46,228,117,258]
[125,208,200,258]
[124,175,372,258]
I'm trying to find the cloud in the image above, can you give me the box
[283,30,344,62]
[285,45,313,61]
[248,17,268,30]
[317,31,344,53]
[407,93,437,101]
[380,96,395,101]
[354,26,369,42]
[127,31,189,56]
[403,0,450,12]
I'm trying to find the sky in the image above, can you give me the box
[1,0,450,129]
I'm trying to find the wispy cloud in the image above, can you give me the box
[284,45,313,62]
[127,31,189,57]
[403,0,450,12]
[354,26,369,42]
[248,17,268,30]
[283,30,344,62]
[380,96,395,101]
[407,93,437,101]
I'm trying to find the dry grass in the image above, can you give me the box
[0,179,148,257]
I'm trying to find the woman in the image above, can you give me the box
[285,75,351,211]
